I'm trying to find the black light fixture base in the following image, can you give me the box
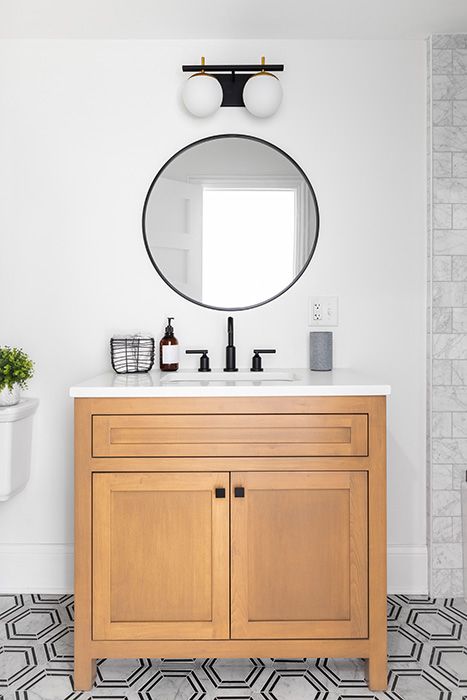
[182,63,284,72]
[217,73,251,107]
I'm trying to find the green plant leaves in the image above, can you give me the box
[0,346,34,391]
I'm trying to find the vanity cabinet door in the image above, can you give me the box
[231,471,368,639]
[92,472,229,640]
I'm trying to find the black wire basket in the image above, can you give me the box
[110,335,155,374]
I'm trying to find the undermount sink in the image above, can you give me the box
[160,370,297,383]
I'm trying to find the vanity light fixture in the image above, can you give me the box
[243,57,283,118]
[181,56,284,118]
[181,56,223,117]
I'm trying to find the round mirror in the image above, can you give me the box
[142,134,319,311]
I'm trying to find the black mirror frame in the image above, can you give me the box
[142,133,320,312]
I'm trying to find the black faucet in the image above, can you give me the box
[224,316,238,372]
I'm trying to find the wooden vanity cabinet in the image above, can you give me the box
[74,395,387,692]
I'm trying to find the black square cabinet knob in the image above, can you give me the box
[234,486,245,498]
[215,488,226,498]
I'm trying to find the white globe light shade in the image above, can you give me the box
[182,74,223,117]
[243,73,283,118]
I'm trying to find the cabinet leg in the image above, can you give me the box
[74,655,96,691]
[365,655,388,691]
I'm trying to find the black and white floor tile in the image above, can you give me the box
[1,595,467,699]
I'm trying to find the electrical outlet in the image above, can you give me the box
[309,297,338,326]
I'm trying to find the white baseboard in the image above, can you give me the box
[0,543,428,595]
[0,544,73,593]
[387,545,428,594]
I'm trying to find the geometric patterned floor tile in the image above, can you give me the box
[5,608,62,642]
[30,595,73,607]
[202,658,265,689]
[0,596,24,622]
[429,645,467,687]
[387,625,423,663]
[406,607,463,641]
[95,659,152,688]
[393,595,438,606]
[314,657,368,688]
[13,667,81,700]
[0,594,466,700]
[260,668,328,699]
[44,627,74,665]
[387,599,403,623]
[0,645,38,687]
[445,598,467,623]
[384,668,453,700]
[138,668,207,700]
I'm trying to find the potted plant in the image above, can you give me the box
[0,347,34,406]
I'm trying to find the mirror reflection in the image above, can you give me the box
[143,135,319,310]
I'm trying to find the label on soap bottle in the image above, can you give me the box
[162,344,179,364]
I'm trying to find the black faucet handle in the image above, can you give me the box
[185,349,211,372]
[251,349,276,372]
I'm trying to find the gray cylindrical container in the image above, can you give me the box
[310,331,333,371]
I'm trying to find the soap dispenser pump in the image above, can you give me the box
[160,317,179,372]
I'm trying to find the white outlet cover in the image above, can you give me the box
[309,296,339,326]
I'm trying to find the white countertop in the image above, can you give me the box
[70,369,391,398]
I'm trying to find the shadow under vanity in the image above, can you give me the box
[71,134,390,692]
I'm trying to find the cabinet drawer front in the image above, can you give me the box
[92,413,368,458]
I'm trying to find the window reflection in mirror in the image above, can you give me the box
[143,136,319,311]
[203,189,295,308]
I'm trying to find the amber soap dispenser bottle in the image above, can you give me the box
[160,317,179,371]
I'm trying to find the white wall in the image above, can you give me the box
[0,39,427,592]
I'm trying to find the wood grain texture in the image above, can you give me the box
[365,396,388,690]
[74,394,387,692]
[79,395,376,416]
[230,471,368,639]
[74,400,95,690]
[92,472,229,641]
[92,413,368,458]
[81,455,375,473]
[111,491,212,622]
[88,638,371,659]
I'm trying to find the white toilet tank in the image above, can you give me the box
[0,398,39,501]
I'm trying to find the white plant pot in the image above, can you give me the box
[0,384,21,406]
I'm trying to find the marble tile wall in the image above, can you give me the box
[429,34,467,596]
